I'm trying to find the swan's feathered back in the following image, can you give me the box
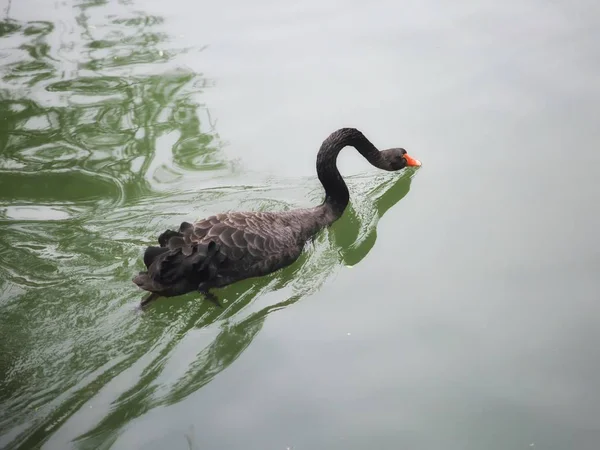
[133,209,326,302]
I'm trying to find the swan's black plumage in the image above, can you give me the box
[133,128,419,306]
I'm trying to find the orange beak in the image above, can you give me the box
[404,153,422,167]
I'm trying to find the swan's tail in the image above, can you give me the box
[133,229,220,300]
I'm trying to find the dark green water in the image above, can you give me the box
[1,1,600,449]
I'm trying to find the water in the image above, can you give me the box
[1,0,600,449]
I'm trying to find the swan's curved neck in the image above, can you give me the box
[316,128,384,219]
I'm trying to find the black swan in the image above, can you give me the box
[133,128,421,306]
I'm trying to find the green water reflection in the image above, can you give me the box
[0,3,416,449]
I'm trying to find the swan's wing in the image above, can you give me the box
[139,211,304,295]
[186,212,299,261]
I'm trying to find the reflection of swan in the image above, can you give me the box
[133,128,421,306]
[331,169,415,267]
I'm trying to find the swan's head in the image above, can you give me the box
[380,148,422,171]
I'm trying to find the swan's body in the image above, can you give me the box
[133,128,420,306]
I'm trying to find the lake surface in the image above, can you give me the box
[1,0,600,449]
